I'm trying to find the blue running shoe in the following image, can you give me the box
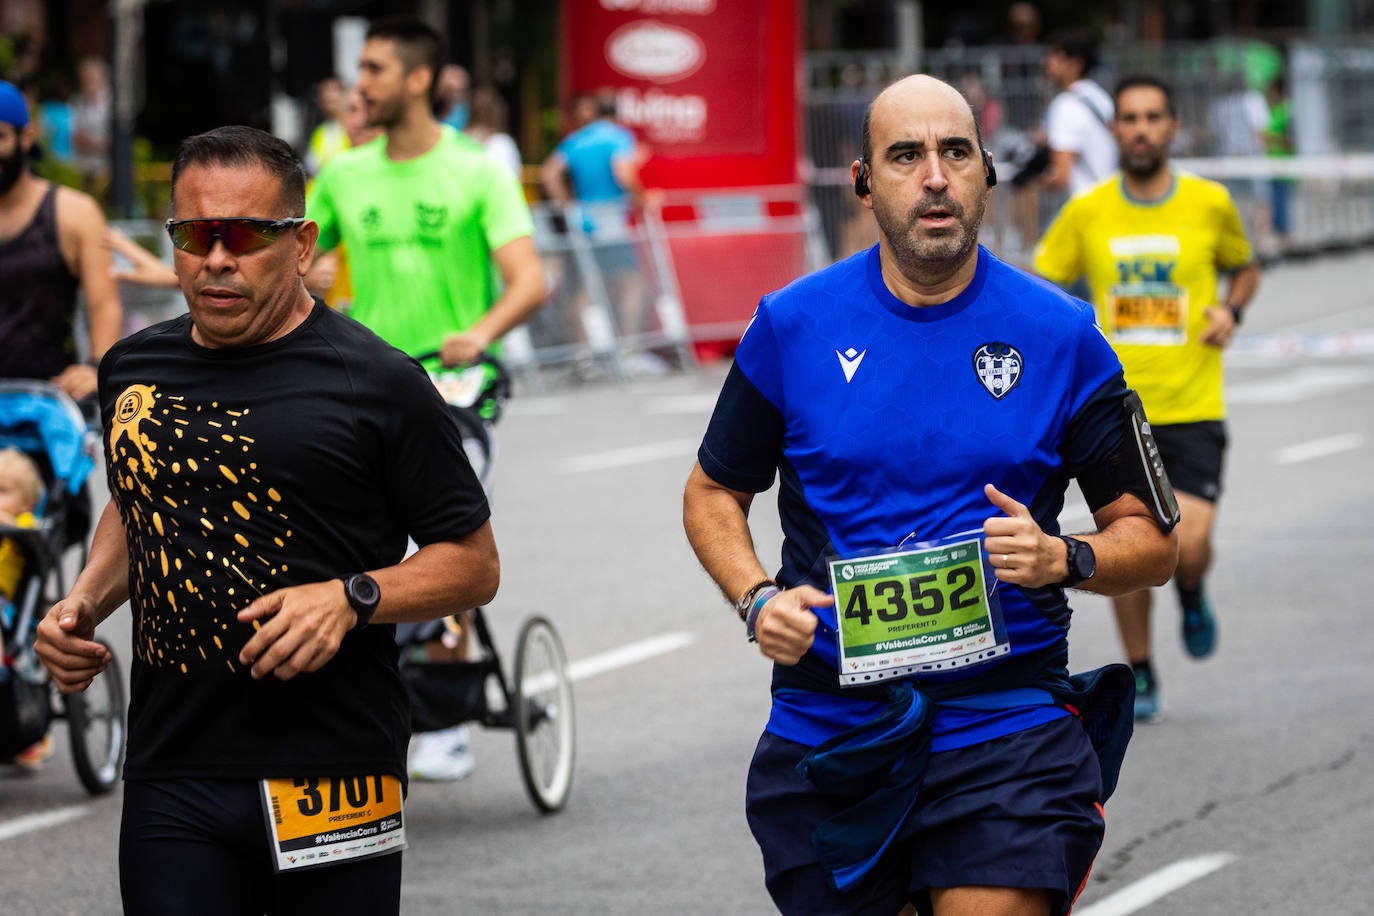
[1182,599,1217,658]
[1133,667,1161,722]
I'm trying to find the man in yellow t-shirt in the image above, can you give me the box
[1035,74,1261,722]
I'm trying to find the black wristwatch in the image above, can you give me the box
[1058,536,1096,588]
[341,573,381,629]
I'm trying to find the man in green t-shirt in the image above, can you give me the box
[308,16,544,366]
[308,16,545,782]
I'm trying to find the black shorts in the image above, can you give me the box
[120,778,403,916]
[1151,420,1228,502]
[745,716,1105,916]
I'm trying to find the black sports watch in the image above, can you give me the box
[1058,536,1096,588]
[341,573,381,629]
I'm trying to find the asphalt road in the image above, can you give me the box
[3,248,1374,915]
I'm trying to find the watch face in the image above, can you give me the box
[1072,541,1095,579]
[349,574,380,607]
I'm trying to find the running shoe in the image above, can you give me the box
[1133,668,1161,723]
[1182,598,1217,659]
[409,724,475,782]
[13,734,53,770]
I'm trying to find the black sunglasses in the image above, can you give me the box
[164,217,306,256]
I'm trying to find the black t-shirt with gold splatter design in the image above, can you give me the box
[99,300,490,781]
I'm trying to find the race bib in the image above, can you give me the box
[827,533,1009,687]
[260,774,406,872]
[1108,282,1188,345]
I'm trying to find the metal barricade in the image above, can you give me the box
[524,200,694,380]
[524,186,829,374]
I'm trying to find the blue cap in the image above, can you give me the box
[0,81,30,129]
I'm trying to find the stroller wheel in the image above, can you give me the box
[64,638,126,795]
[512,616,575,813]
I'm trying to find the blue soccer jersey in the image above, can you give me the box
[698,245,1131,751]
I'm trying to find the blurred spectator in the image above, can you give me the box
[1264,72,1294,255]
[1041,29,1116,194]
[37,76,74,166]
[1005,2,1041,44]
[435,63,470,131]
[341,84,381,148]
[961,71,1004,143]
[1208,71,1268,159]
[1207,70,1269,239]
[0,79,122,403]
[304,77,349,177]
[540,92,649,337]
[465,86,521,179]
[71,56,110,193]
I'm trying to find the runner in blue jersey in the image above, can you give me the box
[683,75,1181,916]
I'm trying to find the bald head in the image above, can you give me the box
[862,75,982,164]
[854,73,992,294]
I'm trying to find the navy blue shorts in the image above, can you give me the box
[120,778,403,915]
[745,716,1105,916]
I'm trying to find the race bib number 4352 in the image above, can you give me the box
[828,536,1009,686]
[260,775,406,872]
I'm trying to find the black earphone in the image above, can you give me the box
[853,149,998,197]
[853,159,871,197]
[983,148,998,187]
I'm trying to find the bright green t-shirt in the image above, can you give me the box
[1033,171,1253,424]
[307,127,534,359]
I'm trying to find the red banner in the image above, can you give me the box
[558,0,800,189]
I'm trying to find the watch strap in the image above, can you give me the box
[1058,536,1089,588]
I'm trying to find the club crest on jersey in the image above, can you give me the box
[973,342,1022,399]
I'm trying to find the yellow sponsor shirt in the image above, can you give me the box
[1034,171,1254,424]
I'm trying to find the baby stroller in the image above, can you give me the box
[400,353,575,813]
[0,381,126,794]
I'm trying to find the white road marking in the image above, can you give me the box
[1228,366,1374,404]
[567,631,697,682]
[1076,853,1239,916]
[0,805,91,843]
[1274,432,1365,465]
[523,632,697,693]
[557,438,700,474]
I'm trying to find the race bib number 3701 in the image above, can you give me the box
[828,536,1009,686]
[260,775,406,872]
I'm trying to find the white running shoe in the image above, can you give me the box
[409,724,476,781]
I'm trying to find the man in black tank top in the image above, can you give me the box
[0,80,122,400]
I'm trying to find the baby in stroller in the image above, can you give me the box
[0,446,48,767]
[0,382,97,772]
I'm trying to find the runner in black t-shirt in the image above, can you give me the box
[36,126,498,915]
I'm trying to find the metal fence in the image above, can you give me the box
[804,39,1374,267]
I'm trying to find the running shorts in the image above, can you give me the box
[745,715,1106,916]
[120,778,403,916]
[1151,420,1228,502]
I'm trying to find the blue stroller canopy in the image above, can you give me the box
[0,382,96,494]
